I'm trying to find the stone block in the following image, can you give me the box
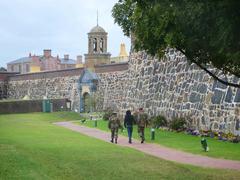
[211,89,224,104]
[234,88,240,103]
[189,92,201,103]
[225,87,233,103]
[197,83,208,94]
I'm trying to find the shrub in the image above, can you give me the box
[170,117,187,132]
[152,115,168,128]
[102,108,114,121]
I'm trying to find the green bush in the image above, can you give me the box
[102,108,114,121]
[152,115,168,128]
[170,117,186,131]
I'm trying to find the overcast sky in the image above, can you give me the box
[0,0,130,67]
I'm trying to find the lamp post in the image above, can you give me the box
[94,120,97,127]
[79,85,83,113]
[151,128,155,140]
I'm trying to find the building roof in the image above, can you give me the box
[89,25,106,33]
[60,58,76,65]
[8,56,76,65]
[7,57,31,64]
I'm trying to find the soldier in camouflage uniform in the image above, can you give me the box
[136,108,148,143]
[108,112,122,144]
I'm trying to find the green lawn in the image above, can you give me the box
[0,112,240,180]
[80,119,240,161]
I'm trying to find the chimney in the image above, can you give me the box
[43,49,51,58]
[64,54,69,60]
[77,55,82,64]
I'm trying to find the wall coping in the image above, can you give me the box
[94,62,128,67]
[8,68,84,81]
[95,62,129,73]
[0,72,19,75]
[12,67,84,77]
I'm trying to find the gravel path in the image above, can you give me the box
[54,121,240,170]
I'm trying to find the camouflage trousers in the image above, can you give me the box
[138,126,145,141]
[111,128,119,140]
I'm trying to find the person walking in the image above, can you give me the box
[108,112,121,144]
[136,108,148,143]
[124,110,134,144]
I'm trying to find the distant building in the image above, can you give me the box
[7,56,31,74]
[76,55,84,68]
[7,50,77,74]
[0,67,7,72]
[110,43,129,63]
[84,24,111,71]
[6,24,128,73]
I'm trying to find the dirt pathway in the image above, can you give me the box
[54,121,240,170]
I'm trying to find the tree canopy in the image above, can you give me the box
[112,0,240,88]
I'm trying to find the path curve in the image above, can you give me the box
[54,121,240,170]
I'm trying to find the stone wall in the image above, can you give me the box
[7,68,83,111]
[4,50,240,134]
[0,81,5,99]
[0,72,19,99]
[96,51,240,134]
[96,71,128,111]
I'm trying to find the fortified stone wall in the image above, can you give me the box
[0,81,5,99]
[96,51,240,134]
[96,71,128,111]
[7,68,83,111]
[0,72,19,99]
[5,64,129,112]
[4,50,240,134]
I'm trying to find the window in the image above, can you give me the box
[93,38,97,52]
[100,38,104,53]
[26,64,30,72]
[18,64,22,73]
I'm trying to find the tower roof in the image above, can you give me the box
[89,25,106,33]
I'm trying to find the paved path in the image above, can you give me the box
[54,121,240,170]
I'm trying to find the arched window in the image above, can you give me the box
[100,38,104,53]
[93,38,97,52]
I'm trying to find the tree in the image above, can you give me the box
[112,0,240,88]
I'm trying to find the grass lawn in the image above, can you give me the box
[79,119,240,161]
[0,112,240,180]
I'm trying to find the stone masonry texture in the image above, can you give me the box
[7,69,83,111]
[95,50,240,134]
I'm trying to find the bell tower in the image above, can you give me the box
[88,29,107,54]
[84,23,111,71]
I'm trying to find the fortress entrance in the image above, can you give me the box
[79,69,99,113]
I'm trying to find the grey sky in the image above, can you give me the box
[0,0,130,67]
